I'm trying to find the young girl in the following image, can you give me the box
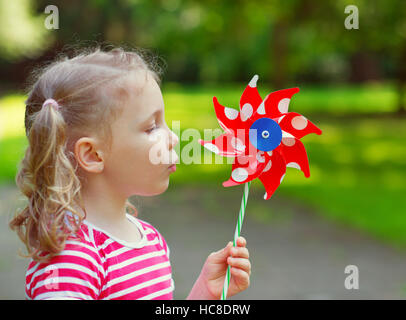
[9,47,251,300]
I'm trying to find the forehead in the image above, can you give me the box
[121,72,164,123]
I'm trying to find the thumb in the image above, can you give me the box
[209,241,233,263]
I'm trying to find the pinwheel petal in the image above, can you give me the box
[213,97,250,132]
[258,149,287,200]
[199,132,247,158]
[251,87,300,123]
[277,112,322,139]
[277,137,310,177]
[239,75,262,119]
[223,151,267,187]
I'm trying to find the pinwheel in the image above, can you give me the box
[198,75,322,299]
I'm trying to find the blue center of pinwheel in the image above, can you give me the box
[249,118,282,152]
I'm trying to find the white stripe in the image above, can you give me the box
[105,261,170,289]
[107,249,166,273]
[87,225,96,247]
[43,297,81,300]
[96,226,155,251]
[143,227,156,235]
[99,238,114,250]
[59,250,104,275]
[32,276,99,296]
[105,238,161,265]
[34,290,94,300]
[102,237,159,254]
[65,240,99,255]
[103,274,172,300]
[28,262,99,289]
[104,240,156,260]
[138,286,174,300]
[105,245,133,259]
[26,261,40,277]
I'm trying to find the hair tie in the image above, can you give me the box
[42,98,60,111]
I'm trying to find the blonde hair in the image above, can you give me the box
[9,46,163,263]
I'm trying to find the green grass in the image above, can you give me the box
[1,83,406,247]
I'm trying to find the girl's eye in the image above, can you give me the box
[146,124,158,133]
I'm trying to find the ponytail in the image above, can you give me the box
[10,100,85,263]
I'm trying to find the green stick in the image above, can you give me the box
[221,181,251,300]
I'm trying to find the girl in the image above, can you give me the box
[9,47,251,300]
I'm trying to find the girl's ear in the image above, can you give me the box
[74,137,104,173]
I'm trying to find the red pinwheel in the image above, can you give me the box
[199,75,322,200]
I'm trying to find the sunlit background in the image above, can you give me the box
[0,0,405,299]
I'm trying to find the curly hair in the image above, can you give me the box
[9,45,163,263]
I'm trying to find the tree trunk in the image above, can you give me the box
[271,21,287,89]
[396,43,406,114]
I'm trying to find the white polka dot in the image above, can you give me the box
[256,151,265,163]
[248,75,259,88]
[257,101,265,115]
[287,162,301,170]
[291,116,308,130]
[204,143,219,154]
[250,161,258,170]
[224,107,239,120]
[263,159,272,172]
[282,137,296,147]
[240,103,253,121]
[231,137,246,152]
[278,98,290,114]
[232,168,249,182]
[280,173,286,184]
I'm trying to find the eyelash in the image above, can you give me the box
[146,123,158,133]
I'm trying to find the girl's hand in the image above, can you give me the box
[188,236,251,300]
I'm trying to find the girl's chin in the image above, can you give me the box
[139,180,170,197]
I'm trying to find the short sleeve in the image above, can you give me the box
[154,227,170,260]
[25,240,103,300]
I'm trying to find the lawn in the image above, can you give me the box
[1,83,405,247]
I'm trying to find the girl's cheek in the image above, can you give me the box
[145,129,173,165]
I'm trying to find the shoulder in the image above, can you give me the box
[131,215,171,258]
[25,224,104,300]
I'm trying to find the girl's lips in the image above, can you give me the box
[168,164,176,172]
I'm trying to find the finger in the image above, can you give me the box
[230,267,250,287]
[230,246,249,259]
[208,241,233,263]
[227,257,251,273]
[236,236,247,247]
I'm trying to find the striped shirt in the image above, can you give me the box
[25,214,174,300]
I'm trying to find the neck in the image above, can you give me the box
[80,174,128,228]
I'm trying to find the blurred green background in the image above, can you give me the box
[0,0,405,250]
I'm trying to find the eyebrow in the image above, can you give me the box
[143,109,162,124]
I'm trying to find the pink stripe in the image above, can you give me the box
[107,266,172,293]
[112,279,173,300]
[109,256,169,279]
[33,281,98,299]
[152,292,173,300]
